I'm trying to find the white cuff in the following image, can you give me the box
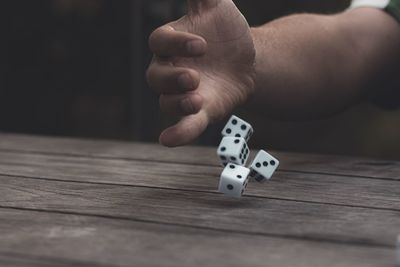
[350,0,390,9]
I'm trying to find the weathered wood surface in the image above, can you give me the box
[0,150,398,211]
[1,174,399,247]
[0,133,399,267]
[0,133,398,179]
[0,208,394,267]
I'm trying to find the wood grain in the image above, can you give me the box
[0,208,395,267]
[1,133,400,267]
[0,133,398,179]
[1,175,399,247]
[0,252,113,267]
[0,150,398,211]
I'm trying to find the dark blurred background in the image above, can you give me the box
[1,0,399,159]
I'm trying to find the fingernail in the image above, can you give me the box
[178,73,194,90]
[181,98,195,114]
[186,40,205,55]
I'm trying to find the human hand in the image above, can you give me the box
[147,0,256,147]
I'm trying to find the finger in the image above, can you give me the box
[187,0,221,14]
[147,64,200,94]
[159,110,209,147]
[159,93,203,117]
[149,25,207,57]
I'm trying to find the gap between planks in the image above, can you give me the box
[0,151,399,211]
[0,133,399,180]
[0,148,398,182]
[1,175,400,248]
[1,173,400,213]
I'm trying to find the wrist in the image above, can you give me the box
[248,26,268,101]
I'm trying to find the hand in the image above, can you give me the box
[147,0,256,147]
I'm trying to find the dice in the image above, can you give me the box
[217,115,281,198]
[218,163,250,198]
[221,115,253,142]
[217,137,249,166]
[249,150,279,182]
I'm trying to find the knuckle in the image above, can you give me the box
[148,27,163,52]
[146,66,164,93]
[145,67,155,87]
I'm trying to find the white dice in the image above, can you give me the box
[249,150,279,182]
[218,163,250,198]
[217,115,280,198]
[221,115,254,142]
[217,137,249,166]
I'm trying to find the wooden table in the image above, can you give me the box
[0,133,399,267]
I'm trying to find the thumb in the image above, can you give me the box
[159,110,209,147]
[187,0,221,14]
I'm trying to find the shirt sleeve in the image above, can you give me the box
[350,0,400,23]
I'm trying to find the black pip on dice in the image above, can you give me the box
[217,115,280,198]
[218,164,250,198]
[249,150,280,183]
[217,137,250,166]
[221,115,254,142]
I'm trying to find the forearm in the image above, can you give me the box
[249,8,400,120]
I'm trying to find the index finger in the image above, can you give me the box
[149,25,207,58]
[159,110,209,147]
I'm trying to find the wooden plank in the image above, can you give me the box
[1,176,399,247]
[0,150,398,211]
[0,252,110,267]
[0,133,399,179]
[0,208,395,267]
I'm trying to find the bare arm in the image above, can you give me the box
[249,8,400,120]
[146,1,400,147]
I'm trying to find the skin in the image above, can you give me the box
[146,0,400,147]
